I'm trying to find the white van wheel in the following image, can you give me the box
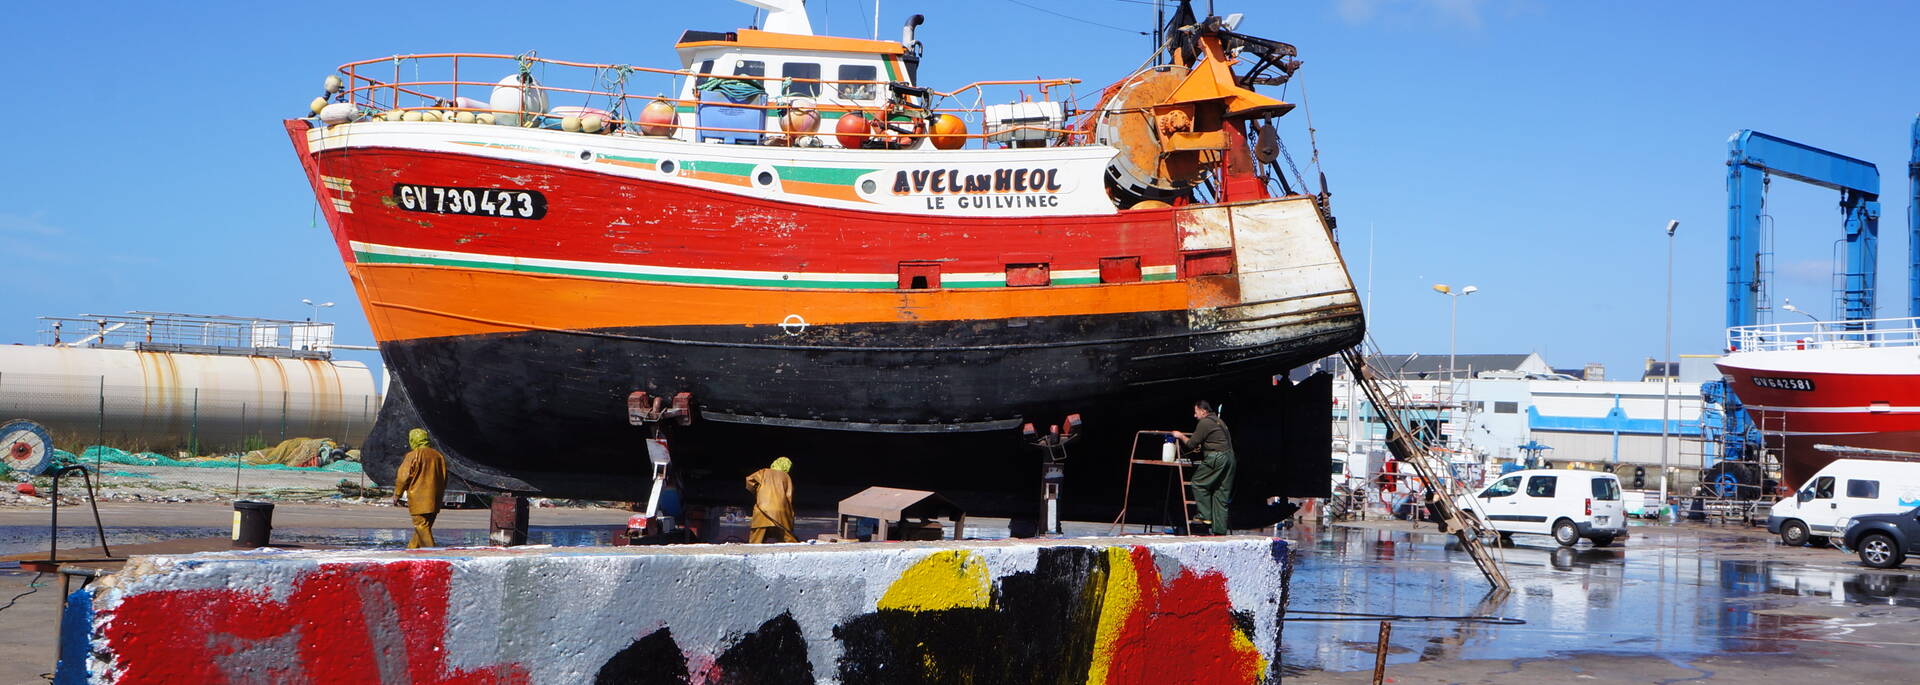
[1780,520,1810,547]
[1552,519,1579,547]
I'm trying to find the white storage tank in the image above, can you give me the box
[0,345,378,453]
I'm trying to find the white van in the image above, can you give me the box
[1767,459,1920,547]
[1459,469,1629,547]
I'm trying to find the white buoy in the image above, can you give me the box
[475,113,496,125]
[401,110,423,122]
[323,74,345,94]
[489,74,548,127]
[581,115,605,134]
[308,97,328,116]
[561,116,582,133]
[318,102,358,125]
[381,110,405,122]
[452,111,477,124]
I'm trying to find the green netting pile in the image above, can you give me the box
[48,442,363,474]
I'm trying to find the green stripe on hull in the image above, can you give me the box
[357,252,900,289]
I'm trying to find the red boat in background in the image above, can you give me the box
[1717,317,1920,487]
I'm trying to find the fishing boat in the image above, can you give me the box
[1718,317,1920,488]
[286,0,1363,513]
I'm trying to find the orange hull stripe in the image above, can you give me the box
[351,263,1189,342]
[783,179,867,203]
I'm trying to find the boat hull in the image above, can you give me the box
[1717,347,1920,488]
[288,119,1365,512]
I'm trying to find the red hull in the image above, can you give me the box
[1717,347,1920,487]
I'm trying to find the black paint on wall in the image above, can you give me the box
[595,627,691,685]
[708,612,816,685]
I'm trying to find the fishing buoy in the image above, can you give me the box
[581,114,606,134]
[381,110,405,122]
[420,110,443,122]
[928,113,968,150]
[318,102,358,125]
[835,113,874,148]
[308,97,328,116]
[782,97,821,136]
[637,99,677,136]
[452,111,478,124]
[561,116,582,132]
[323,74,345,94]
[401,110,423,122]
[1129,199,1172,210]
[475,113,496,125]
[489,73,548,127]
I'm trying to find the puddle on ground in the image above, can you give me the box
[1277,523,1920,674]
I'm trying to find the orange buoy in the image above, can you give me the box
[835,113,874,149]
[637,99,677,137]
[928,114,968,150]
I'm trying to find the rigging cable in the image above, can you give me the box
[1003,0,1150,35]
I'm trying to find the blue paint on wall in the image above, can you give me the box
[54,586,92,685]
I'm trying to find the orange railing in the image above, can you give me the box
[327,53,1089,147]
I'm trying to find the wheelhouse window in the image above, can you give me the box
[694,59,716,89]
[1525,475,1558,498]
[1494,401,1518,414]
[1006,262,1050,287]
[1099,256,1142,284]
[838,64,878,101]
[782,62,822,97]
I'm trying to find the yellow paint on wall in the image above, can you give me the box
[1085,546,1145,685]
[876,550,992,612]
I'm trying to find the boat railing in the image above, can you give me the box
[323,53,1090,148]
[37,313,337,359]
[1725,316,1920,352]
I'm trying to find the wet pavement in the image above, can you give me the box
[1281,520,1920,682]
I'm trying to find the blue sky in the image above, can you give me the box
[4,0,1916,382]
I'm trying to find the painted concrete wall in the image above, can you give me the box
[61,537,1290,684]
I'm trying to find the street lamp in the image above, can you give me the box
[1432,283,1478,447]
[300,298,335,322]
[1781,298,1821,322]
[1661,219,1678,511]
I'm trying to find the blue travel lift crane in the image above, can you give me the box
[1704,129,1885,498]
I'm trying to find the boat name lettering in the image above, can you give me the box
[891,168,1063,196]
[1752,376,1815,391]
[393,184,547,220]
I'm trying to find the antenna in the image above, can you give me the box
[874,0,882,40]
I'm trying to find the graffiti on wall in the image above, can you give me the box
[72,540,1285,684]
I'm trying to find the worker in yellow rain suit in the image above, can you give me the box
[393,428,448,548]
[746,457,796,543]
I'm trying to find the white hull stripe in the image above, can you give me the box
[349,241,1176,289]
[331,198,353,214]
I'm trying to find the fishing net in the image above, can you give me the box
[49,439,363,474]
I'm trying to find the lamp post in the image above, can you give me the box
[1781,298,1821,322]
[1661,220,1678,510]
[1432,283,1478,447]
[300,298,335,323]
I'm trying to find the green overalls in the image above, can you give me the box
[1184,415,1236,535]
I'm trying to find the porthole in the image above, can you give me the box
[579,150,592,161]
[659,159,677,174]
[756,170,775,186]
[860,179,878,194]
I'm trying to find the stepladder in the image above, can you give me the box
[1110,431,1205,535]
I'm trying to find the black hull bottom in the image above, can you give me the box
[363,311,1358,520]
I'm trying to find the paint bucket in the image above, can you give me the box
[1161,436,1178,462]
[232,500,275,548]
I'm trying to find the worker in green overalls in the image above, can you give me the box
[1172,400,1235,535]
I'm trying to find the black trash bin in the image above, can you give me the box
[233,500,275,548]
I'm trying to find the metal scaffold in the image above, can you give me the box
[1340,346,1511,592]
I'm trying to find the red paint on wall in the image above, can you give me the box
[100,560,528,684]
[1102,546,1263,685]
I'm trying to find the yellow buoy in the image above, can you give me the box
[308,97,328,116]
[453,111,477,124]
[323,74,345,94]
[581,115,605,134]
[401,110,423,122]
[561,116,582,133]
[475,113,496,125]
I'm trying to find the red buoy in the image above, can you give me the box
[835,113,874,149]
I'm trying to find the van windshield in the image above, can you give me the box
[1591,477,1620,501]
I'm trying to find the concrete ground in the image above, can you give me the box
[1284,517,1920,683]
